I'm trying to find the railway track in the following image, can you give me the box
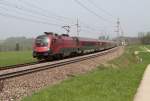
[0,47,118,80]
[0,62,39,71]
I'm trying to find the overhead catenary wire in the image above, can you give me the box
[0,8,101,35]
[0,0,100,33]
[27,0,75,21]
[0,11,63,27]
[73,0,113,24]
[18,0,75,23]
[73,0,116,35]
[0,0,72,24]
[19,0,105,32]
[0,0,114,36]
[0,4,66,25]
[0,9,100,34]
[86,0,115,18]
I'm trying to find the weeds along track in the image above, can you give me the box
[0,47,118,80]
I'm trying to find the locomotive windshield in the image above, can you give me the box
[35,36,49,47]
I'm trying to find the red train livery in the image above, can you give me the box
[33,32,117,60]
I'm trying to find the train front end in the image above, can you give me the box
[33,35,52,60]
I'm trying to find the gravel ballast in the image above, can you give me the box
[0,47,124,101]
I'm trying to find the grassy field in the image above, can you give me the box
[21,45,150,101]
[144,45,150,49]
[0,51,36,67]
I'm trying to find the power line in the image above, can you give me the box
[79,20,100,31]
[18,0,101,32]
[1,0,99,31]
[0,5,63,25]
[29,0,73,20]
[86,0,114,18]
[0,2,102,34]
[80,28,103,37]
[0,0,112,36]
[73,0,113,23]
[0,0,71,24]
[0,12,62,27]
[0,6,102,34]
[18,0,75,23]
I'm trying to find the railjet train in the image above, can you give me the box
[33,32,117,60]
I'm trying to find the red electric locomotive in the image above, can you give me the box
[33,32,79,60]
[33,32,116,60]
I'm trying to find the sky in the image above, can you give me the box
[0,0,150,39]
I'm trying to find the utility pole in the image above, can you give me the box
[116,18,120,38]
[115,18,126,45]
[76,18,80,36]
[115,18,120,45]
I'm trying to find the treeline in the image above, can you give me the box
[0,37,33,52]
[138,32,150,44]
[98,35,109,40]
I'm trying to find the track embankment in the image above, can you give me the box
[0,47,124,101]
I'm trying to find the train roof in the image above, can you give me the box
[76,37,99,42]
[75,37,114,43]
[37,33,115,43]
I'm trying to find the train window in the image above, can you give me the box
[35,36,49,47]
[82,42,95,46]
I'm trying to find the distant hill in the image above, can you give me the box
[0,37,34,51]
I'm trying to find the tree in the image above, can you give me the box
[15,43,20,51]
[0,45,2,52]
[99,35,109,40]
[138,32,150,44]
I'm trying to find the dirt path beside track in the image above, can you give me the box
[134,64,150,101]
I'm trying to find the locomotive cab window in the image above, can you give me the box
[35,36,49,47]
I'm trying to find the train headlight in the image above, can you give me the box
[48,48,50,51]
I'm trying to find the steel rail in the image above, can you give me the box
[0,62,40,71]
[0,47,118,80]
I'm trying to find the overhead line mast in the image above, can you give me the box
[115,18,125,45]
[116,18,120,38]
[76,18,80,36]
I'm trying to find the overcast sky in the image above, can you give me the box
[0,0,150,39]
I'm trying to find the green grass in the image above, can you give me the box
[145,45,150,49]
[0,51,36,67]
[22,45,150,101]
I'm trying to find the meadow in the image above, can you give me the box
[0,51,36,67]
